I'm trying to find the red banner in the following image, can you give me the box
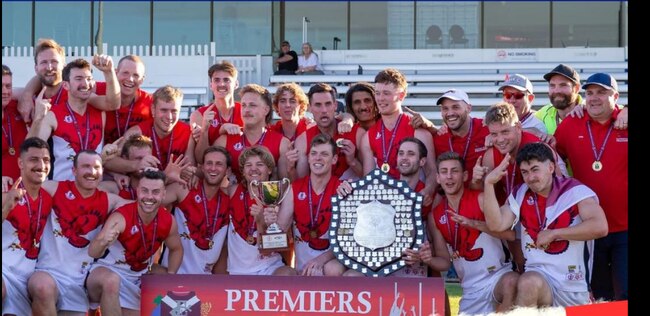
[141,275,446,315]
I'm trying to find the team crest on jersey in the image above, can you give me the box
[130,225,139,235]
[211,119,219,127]
[439,214,447,225]
[65,191,76,200]
[298,192,306,200]
[18,197,27,206]
[195,194,202,203]
[375,132,381,139]
[234,143,243,151]
[239,192,244,200]
[527,196,535,205]
[64,115,73,124]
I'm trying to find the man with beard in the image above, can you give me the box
[483,143,607,308]
[433,89,490,187]
[554,73,627,301]
[27,150,130,315]
[2,138,53,316]
[425,151,518,315]
[191,61,244,164]
[226,146,296,276]
[18,38,120,123]
[86,169,183,316]
[275,134,344,276]
[106,85,195,174]
[536,64,627,134]
[2,65,29,190]
[28,58,113,181]
[292,83,362,181]
[158,146,231,274]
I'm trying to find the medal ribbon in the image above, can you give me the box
[115,98,136,137]
[307,179,326,231]
[65,102,91,151]
[532,193,547,231]
[586,121,614,163]
[242,191,256,237]
[21,184,43,247]
[240,130,267,150]
[504,161,517,196]
[151,126,174,166]
[380,113,403,165]
[448,119,473,161]
[137,213,158,270]
[2,112,13,149]
[200,183,222,241]
[443,198,462,253]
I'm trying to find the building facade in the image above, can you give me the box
[2,1,628,56]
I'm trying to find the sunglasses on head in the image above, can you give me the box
[503,91,526,100]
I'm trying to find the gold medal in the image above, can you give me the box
[208,239,214,249]
[592,161,602,172]
[310,229,318,239]
[246,235,255,245]
[8,147,16,156]
[381,163,390,173]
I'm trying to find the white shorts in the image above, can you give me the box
[2,272,31,316]
[88,264,141,311]
[526,267,591,307]
[33,268,89,313]
[228,260,284,276]
[459,266,511,315]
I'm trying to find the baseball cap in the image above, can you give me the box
[543,64,580,84]
[436,89,470,105]
[499,74,533,94]
[281,41,290,46]
[582,73,618,91]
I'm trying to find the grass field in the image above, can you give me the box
[446,282,462,316]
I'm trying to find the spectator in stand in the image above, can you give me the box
[296,42,324,75]
[274,41,298,75]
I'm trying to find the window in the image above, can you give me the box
[93,1,150,49]
[351,2,415,49]
[214,2,272,55]
[2,1,32,47]
[484,1,550,48]
[35,1,92,48]
[153,1,210,46]
[284,2,348,51]
[416,1,480,49]
[552,2,621,48]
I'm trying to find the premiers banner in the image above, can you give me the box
[142,275,445,315]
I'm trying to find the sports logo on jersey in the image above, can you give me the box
[64,115,73,124]
[527,196,535,205]
[65,191,76,200]
[375,132,381,139]
[234,143,243,151]
[18,197,27,206]
[131,225,139,235]
[239,192,244,200]
[439,214,447,225]
[194,194,202,203]
[211,119,219,127]
[298,192,306,200]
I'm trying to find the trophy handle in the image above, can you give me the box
[275,178,291,205]
[248,180,262,203]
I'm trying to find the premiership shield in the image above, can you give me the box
[330,169,425,276]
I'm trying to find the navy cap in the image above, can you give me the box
[544,64,580,84]
[582,73,618,91]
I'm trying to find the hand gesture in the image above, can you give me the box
[137,154,161,171]
[336,181,353,197]
[337,138,357,164]
[33,87,51,121]
[101,136,123,162]
[446,209,474,228]
[221,123,243,135]
[202,104,216,128]
[5,177,25,210]
[471,155,489,184]
[92,54,114,73]
[285,141,299,169]
[335,113,354,134]
[190,122,201,143]
[103,221,121,246]
[2,176,14,193]
[404,106,437,132]
[164,154,191,186]
[484,153,510,186]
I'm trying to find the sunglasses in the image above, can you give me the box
[503,91,526,100]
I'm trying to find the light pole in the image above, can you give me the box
[302,17,310,44]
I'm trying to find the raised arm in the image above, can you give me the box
[88,212,125,258]
[482,153,517,232]
[87,55,120,111]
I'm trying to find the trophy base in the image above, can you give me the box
[259,231,290,254]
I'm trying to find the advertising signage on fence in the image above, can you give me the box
[141,274,445,315]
